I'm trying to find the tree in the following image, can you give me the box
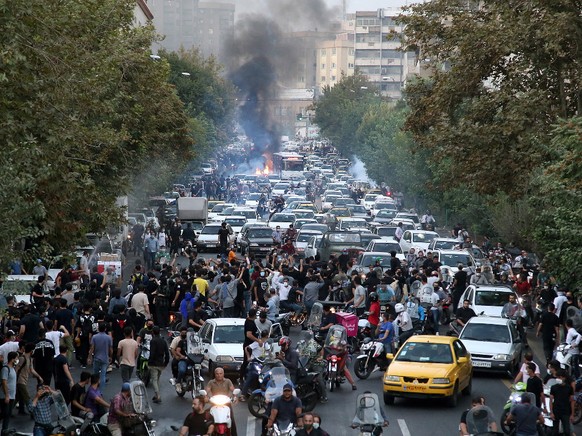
[398,0,582,197]
[0,0,193,266]
[532,118,582,289]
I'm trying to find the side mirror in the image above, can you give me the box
[386,353,394,360]
[458,356,469,364]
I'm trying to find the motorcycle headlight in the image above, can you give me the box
[150,420,157,428]
[194,364,201,369]
[258,374,264,383]
[510,393,522,402]
[216,355,234,362]
[432,378,450,384]
[493,354,510,360]
[385,375,399,382]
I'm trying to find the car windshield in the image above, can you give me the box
[440,253,471,267]
[461,324,510,343]
[358,254,390,267]
[377,210,397,218]
[236,210,256,219]
[371,242,401,253]
[341,220,366,228]
[396,342,453,364]
[364,194,378,202]
[201,226,220,234]
[397,214,419,223]
[297,232,319,242]
[211,204,228,212]
[433,240,458,250]
[328,233,361,243]
[349,205,367,214]
[213,325,245,344]
[225,218,246,226]
[302,224,328,233]
[412,233,437,243]
[271,214,295,222]
[375,203,396,210]
[377,228,396,237]
[475,291,513,307]
[248,229,273,238]
[294,211,314,219]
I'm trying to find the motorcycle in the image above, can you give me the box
[274,312,292,336]
[171,331,205,398]
[466,404,504,435]
[324,324,349,392]
[351,392,387,436]
[553,343,581,376]
[86,380,157,436]
[354,337,390,380]
[199,389,240,436]
[248,367,293,419]
[499,382,527,434]
[295,356,324,412]
[136,344,151,387]
[271,420,296,436]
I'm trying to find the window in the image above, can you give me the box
[453,340,468,358]
[383,49,400,58]
[331,75,336,81]
[381,66,403,75]
[348,63,354,68]
[382,17,395,26]
[321,76,326,82]
[321,63,325,69]
[321,49,326,55]
[332,48,336,55]
[332,63,336,68]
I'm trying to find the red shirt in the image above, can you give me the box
[368,301,381,326]
[514,281,531,296]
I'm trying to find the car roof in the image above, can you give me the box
[207,318,247,326]
[464,317,511,326]
[436,249,472,255]
[404,335,457,345]
[471,284,514,292]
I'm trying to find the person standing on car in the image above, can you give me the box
[451,265,468,316]
[218,222,231,258]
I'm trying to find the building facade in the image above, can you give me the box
[315,33,355,93]
[134,0,153,27]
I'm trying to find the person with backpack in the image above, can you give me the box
[0,352,18,434]
[32,329,55,388]
[76,305,95,369]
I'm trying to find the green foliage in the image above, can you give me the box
[0,0,193,265]
[532,118,582,289]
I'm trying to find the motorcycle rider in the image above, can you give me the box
[266,383,303,431]
[394,303,414,346]
[179,395,214,436]
[296,412,324,436]
[174,329,192,392]
[240,330,271,401]
[504,393,544,436]
[368,293,381,334]
[277,337,300,382]
[324,330,357,390]
[107,382,137,436]
[205,367,237,436]
[319,305,336,337]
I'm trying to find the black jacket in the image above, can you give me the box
[148,336,170,367]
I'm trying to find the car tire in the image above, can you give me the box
[448,382,459,408]
[462,376,472,396]
[383,393,395,405]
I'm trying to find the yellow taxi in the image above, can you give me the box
[383,335,473,407]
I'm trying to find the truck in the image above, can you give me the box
[177,197,208,237]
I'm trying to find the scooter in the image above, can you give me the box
[354,337,390,380]
[466,404,504,435]
[350,392,387,436]
[202,389,240,436]
[271,420,296,436]
[553,343,581,376]
[499,382,527,434]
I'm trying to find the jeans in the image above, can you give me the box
[93,358,109,389]
[243,291,252,317]
[120,364,134,383]
[16,383,30,413]
[430,309,440,330]
[177,359,188,382]
[77,409,94,433]
[1,399,14,433]
[150,366,163,398]
[33,426,52,436]
[552,413,572,435]
[571,354,580,379]
[280,300,302,313]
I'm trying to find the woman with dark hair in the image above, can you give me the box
[312,414,330,436]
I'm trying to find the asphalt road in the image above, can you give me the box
[8,251,576,435]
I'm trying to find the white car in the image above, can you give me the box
[196,318,283,375]
[435,249,476,274]
[244,193,263,208]
[304,234,324,259]
[223,216,247,239]
[201,162,214,174]
[322,195,341,211]
[459,316,523,376]
[394,212,421,230]
[398,230,440,253]
[363,193,380,211]
[365,238,403,256]
[272,182,290,196]
[268,213,296,230]
[295,230,323,257]
[208,203,236,222]
[371,201,398,217]
[352,251,405,273]
[428,238,460,251]
[458,284,519,317]
[232,208,258,225]
[197,223,233,252]
[292,209,315,220]
[337,218,368,232]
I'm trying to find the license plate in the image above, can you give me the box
[206,244,216,247]
[472,360,492,368]
[403,385,427,392]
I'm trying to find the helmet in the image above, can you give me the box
[279,336,291,349]
[395,303,405,314]
[369,292,379,302]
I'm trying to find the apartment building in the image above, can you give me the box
[315,33,355,93]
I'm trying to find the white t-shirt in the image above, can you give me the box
[45,331,64,357]
[158,233,167,248]
[279,283,292,301]
[247,341,272,359]
[397,311,413,332]
[0,341,19,363]
[131,292,150,316]
[518,361,541,383]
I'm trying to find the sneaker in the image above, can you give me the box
[320,397,328,403]
[239,396,247,402]
[80,365,87,369]
[175,384,182,394]
[169,378,176,386]
[352,385,357,391]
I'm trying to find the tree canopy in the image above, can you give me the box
[0,0,195,266]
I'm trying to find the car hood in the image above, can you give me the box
[210,343,244,359]
[198,234,219,241]
[246,238,273,244]
[460,339,512,355]
[474,306,504,317]
[388,361,454,378]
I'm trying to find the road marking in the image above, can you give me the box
[398,419,411,436]
[247,416,256,435]
[501,378,513,390]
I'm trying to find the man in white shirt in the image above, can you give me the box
[0,331,19,364]
[394,222,404,242]
[45,320,69,357]
[565,319,581,378]
[553,290,568,319]
[131,286,151,319]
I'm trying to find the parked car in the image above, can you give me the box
[268,213,296,230]
[365,238,404,256]
[459,317,522,376]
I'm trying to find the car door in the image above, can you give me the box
[400,231,412,252]
[452,339,472,388]
[509,322,522,361]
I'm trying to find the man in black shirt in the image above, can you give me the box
[525,362,544,409]
[179,396,214,436]
[537,303,560,363]
[20,306,42,345]
[267,384,303,430]
[320,306,336,336]
[452,265,468,315]
[71,371,93,433]
[33,329,55,387]
[218,223,231,257]
[188,300,206,332]
[241,309,260,379]
[549,370,575,435]
[453,299,477,329]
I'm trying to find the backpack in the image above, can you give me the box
[80,314,94,337]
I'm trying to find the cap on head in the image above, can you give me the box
[121,383,131,392]
[283,383,293,391]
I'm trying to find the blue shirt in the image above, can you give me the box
[378,321,394,346]
[91,332,112,363]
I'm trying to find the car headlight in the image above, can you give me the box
[384,375,399,382]
[432,378,450,384]
[494,354,510,360]
[216,355,234,362]
[250,243,259,247]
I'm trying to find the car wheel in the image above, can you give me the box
[462,376,472,396]
[447,382,459,407]
[383,393,395,405]
[499,409,512,434]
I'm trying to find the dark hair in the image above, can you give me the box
[98,322,107,333]
[80,371,91,382]
[24,343,35,353]
[520,393,532,404]
[124,326,133,337]
[526,362,537,373]
[6,351,18,362]
[90,374,100,385]
[59,344,68,353]
[153,326,161,335]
